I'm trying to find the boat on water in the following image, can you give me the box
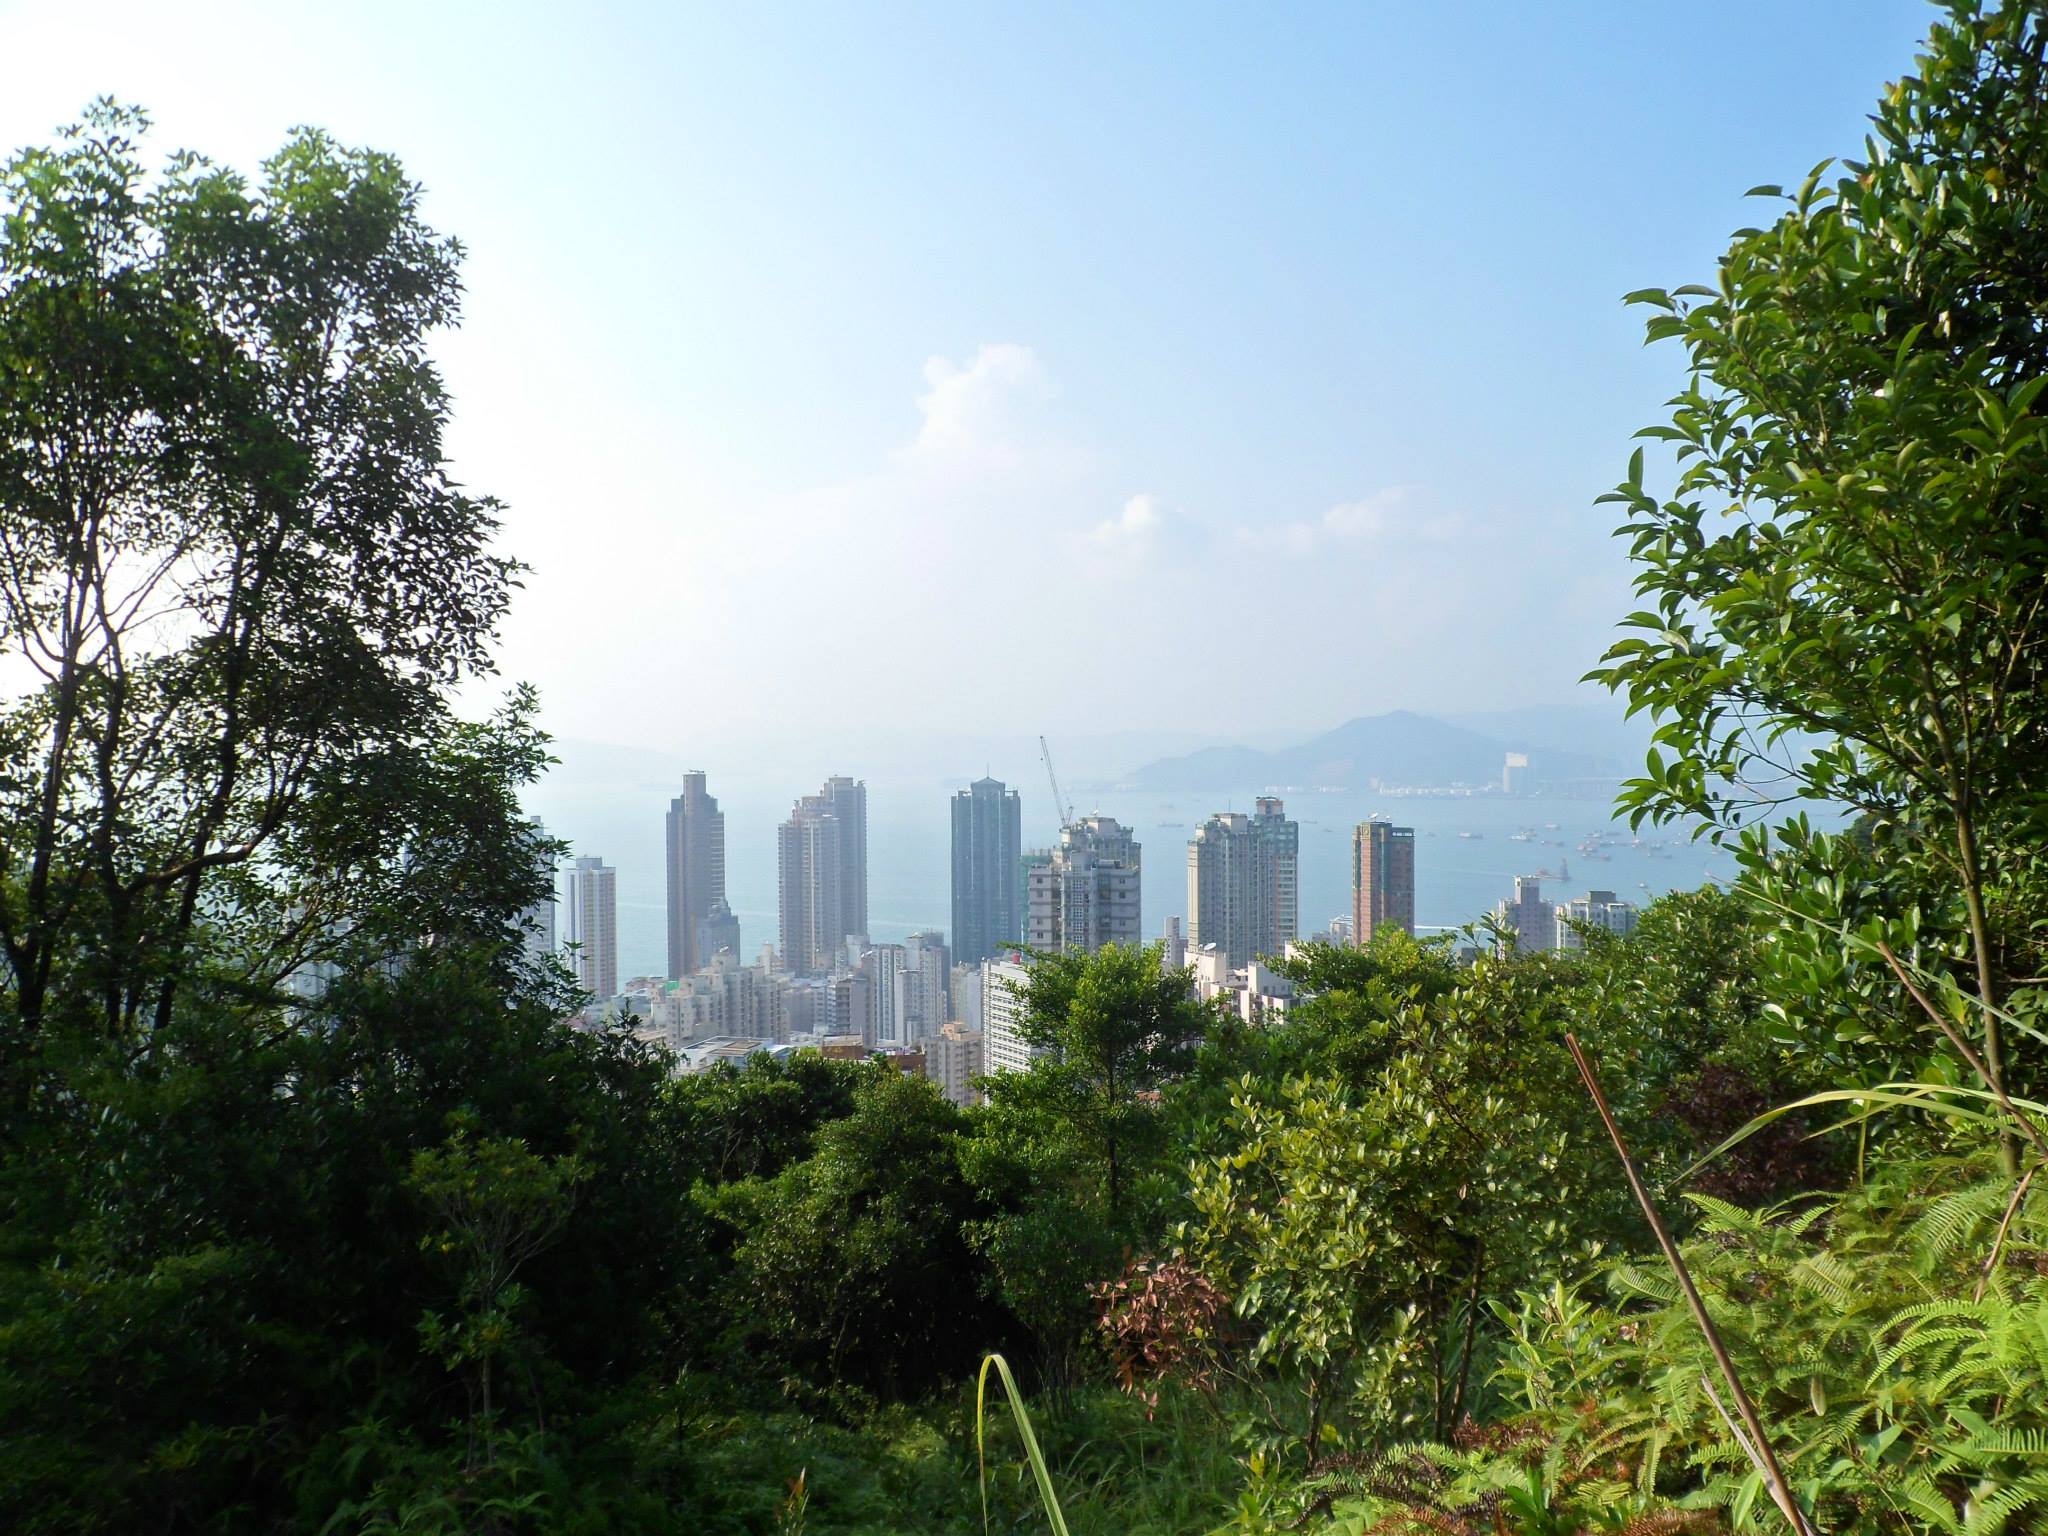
[1459,831,1483,839]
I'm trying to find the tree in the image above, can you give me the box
[1589,2,2048,1154]
[0,104,513,1085]
[961,943,1211,1393]
[712,1066,1001,1402]
[1002,940,1209,1219]
[1180,946,1644,1470]
[661,1049,866,1187]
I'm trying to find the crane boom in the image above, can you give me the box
[1039,734,1074,830]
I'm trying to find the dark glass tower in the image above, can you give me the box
[950,776,1022,966]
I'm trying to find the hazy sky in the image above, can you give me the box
[0,0,1933,753]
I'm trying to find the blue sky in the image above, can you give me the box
[0,0,1934,752]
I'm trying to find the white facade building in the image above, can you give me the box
[1555,890,1640,950]
[862,942,909,1045]
[1493,875,1556,955]
[1026,816,1142,954]
[1190,944,1294,1024]
[982,955,1043,1076]
[563,855,618,999]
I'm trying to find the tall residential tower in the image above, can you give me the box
[664,770,725,979]
[777,775,869,975]
[1026,815,1141,954]
[1187,798,1299,968]
[1351,821,1415,944]
[950,776,1023,966]
[563,854,618,999]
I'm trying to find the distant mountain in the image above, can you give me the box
[1441,702,1649,773]
[1119,709,1614,792]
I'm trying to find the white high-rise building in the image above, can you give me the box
[777,776,868,975]
[862,942,909,1045]
[1187,798,1297,969]
[904,929,952,1034]
[982,955,1042,1076]
[1493,875,1555,955]
[1161,915,1186,972]
[1555,890,1640,950]
[563,855,618,999]
[1026,816,1141,954]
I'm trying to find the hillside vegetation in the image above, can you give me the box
[4,3,2048,1533]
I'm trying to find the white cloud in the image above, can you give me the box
[1265,486,1463,557]
[1089,493,1170,555]
[903,342,1065,474]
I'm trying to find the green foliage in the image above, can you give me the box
[963,942,1210,1392]
[663,1050,868,1186]
[0,102,517,1076]
[713,1066,1007,1404]
[1476,1156,2048,1536]
[1588,0,2048,1121]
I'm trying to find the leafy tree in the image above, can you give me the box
[1000,940,1209,1219]
[662,1049,867,1187]
[0,103,513,1088]
[409,1123,587,1467]
[963,942,1211,1393]
[1589,0,2048,1145]
[713,1066,1003,1403]
[1184,951,1635,1472]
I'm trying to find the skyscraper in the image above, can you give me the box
[1352,821,1416,943]
[950,776,1023,966]
[1188,812,1255,968]
[697,898,741,964]
[516,821,557,971]
[1494,875,1555,954]
[1187,799,1299,968]
[1026,815,1141,954]
[665,770,725,979]
[777,775,868,975]
[563,855,618,999]
[1253,797,1300,955]
[904,929,952,1035]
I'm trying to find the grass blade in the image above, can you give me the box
[977,1352,1072,1536]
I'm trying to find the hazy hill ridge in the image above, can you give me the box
[1117,708,1615,792]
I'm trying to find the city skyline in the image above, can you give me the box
[551,757,1715,988]
[571,768,1635,1053]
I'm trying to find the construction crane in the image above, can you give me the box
[1039,734,1074,831]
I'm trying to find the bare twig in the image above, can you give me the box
[1975,1164,2037,1304]
[1566,1033,1819,1536]
[1875,942,2048,1165]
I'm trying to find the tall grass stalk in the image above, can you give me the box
[976,1353,1072,1536]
